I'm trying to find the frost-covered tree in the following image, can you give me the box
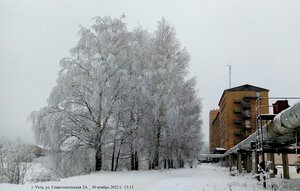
[31,16,133,172]
[0,138,33,184]
[169,78,203,168]
[30,16,203,175]
[146,18,193,169]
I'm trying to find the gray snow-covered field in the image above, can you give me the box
[2,163,299,191]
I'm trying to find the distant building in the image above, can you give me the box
[209,109,220,152]
[209,84,269,152]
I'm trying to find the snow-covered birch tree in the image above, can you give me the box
[148,18,193,169]
[30,16,203,175]
[31,16,133,173]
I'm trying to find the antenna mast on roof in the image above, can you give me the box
[228,65,232,88]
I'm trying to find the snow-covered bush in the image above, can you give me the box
[45,148,95,178]
[24,161,59,183]
[0,138,33,184]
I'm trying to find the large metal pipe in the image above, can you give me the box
[270,102,300,136]
[225,101,300,155]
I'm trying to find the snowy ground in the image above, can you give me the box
[1,163,299,191]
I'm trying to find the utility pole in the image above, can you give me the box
[228,65,232,88]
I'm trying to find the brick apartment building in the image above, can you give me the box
[209,84,269,152]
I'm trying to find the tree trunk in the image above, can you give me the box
[114,139,123,171]
[114,149,120,171]
[95,147,102,171]
[149,161,153,170]
[111,141,116,171]
[178,152,184,168]
[153,101,165,169]
[153,123,161,169]
[130,151,134,170]
[130,150,139,170]
[168,159,174,169]
[134,151,139,170]
[164,159,167,169]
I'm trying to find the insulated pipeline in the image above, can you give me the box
[268,102,300,138]
[225,101,300,155]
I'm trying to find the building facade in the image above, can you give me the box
[209,109,220,152]
[209,84,269,152]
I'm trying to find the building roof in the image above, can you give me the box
[218,84,269,106]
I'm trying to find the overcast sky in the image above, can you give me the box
[1,0,300,144]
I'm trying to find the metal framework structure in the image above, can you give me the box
[223,97,300,188]
[225,97,300,155]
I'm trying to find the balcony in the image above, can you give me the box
[244,124,251,129]
[234,120,242,125]
[234,99,241,104]
[233,109,241,114]
[243,119,251,129]
[241,101,251,109]
[241,111,251,118]
[234,130,243,136]
[244,95,259,99]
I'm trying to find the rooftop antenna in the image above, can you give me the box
[228,65,232,88]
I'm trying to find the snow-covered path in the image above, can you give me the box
[0,164,286,191]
